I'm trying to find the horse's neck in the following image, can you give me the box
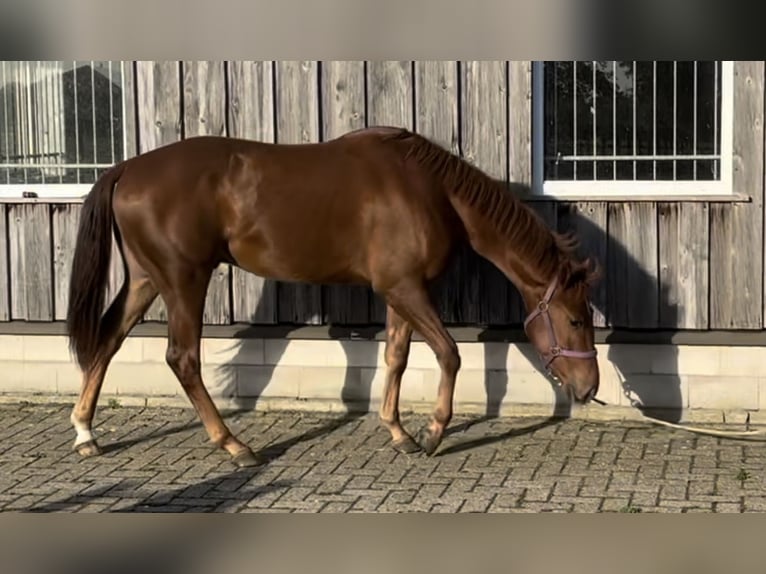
[447,184,556,302]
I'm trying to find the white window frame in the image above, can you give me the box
[0,60,129,201]
[530,60,735,200]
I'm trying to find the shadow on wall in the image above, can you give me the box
[214,286,384,439]
[212,191,683,447]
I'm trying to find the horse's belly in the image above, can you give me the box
[228,234,369,285]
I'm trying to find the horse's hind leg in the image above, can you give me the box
[380,305,421,453]
[160,267,260,468]
[71,260,158,457]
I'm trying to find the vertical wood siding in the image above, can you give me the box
[1,61,764,332]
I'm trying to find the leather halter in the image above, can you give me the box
[523,276,598,373]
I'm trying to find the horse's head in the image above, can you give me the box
[522,257,601,404]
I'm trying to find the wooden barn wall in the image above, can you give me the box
[0,61,763,331]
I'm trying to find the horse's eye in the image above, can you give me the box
[570,319,584,328]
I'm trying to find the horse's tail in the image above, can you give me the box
[66,161,127,371]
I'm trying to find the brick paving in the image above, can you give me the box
[0,402,764,512]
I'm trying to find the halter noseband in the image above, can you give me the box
[523,276,598,374]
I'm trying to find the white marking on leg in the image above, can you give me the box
[71,411,94,446]
[74,426,94,446]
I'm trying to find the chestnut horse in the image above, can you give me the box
[66,126,600,467]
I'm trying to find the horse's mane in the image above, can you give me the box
[381,128,599,289]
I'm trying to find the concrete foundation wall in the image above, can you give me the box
[1,335,764,424]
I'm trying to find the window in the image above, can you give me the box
[0,60,128,199]
[531,61,734,198]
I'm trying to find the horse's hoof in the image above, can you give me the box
[74,439,102,458]
[232,449,264,468]
[391,435,422,454]
[416,427,442,456]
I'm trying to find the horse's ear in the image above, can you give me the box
[585,258,603,286]
[561,257,602,290]
[559,259,583,290]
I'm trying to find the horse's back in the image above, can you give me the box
[110,128,458,284]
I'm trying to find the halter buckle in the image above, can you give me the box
[537,300,549,312]
[550,346,561,357]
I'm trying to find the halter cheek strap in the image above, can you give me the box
[523,277,598,371]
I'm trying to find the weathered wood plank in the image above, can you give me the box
[711,61,764,329]
[557,202,608,327]
[414,61,459,154]
[458,61,510,325]
[52,204,81,321]
[274,60,323,325]
[227,61,278,324]
[657,203,709,330]
[0,205,8,321]
[136,60,181,322]
[122,60,138,159]
[227,61,275,142]
[508,61,532,186]
[183,61,226,137]
[413,61,461,322]
[321,61,370,325]
[183,61,231,325]
[367,61,414,130]
[8,204,53,321]
[461,61,508,179]
[607,203,659,328]
[505,60,533,326]
[366,61,414,323]
[136,61,182,153]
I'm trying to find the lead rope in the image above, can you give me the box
[591,362,766,441]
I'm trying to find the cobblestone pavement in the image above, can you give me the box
[0,402,764,512]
